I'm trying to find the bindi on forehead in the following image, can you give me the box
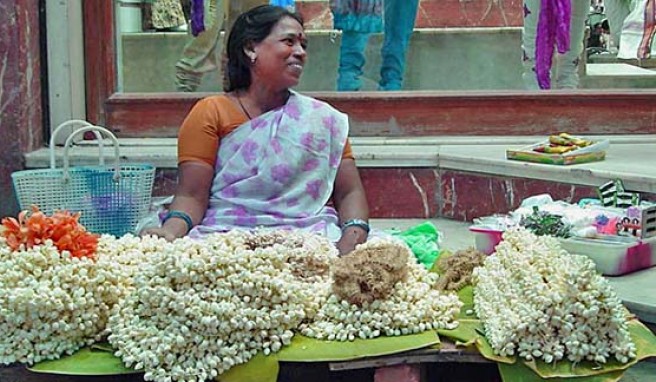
[283,32,306,40]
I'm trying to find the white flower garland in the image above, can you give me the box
[107,230,336,382]
[473,228,636,364]
[0,235,143,365]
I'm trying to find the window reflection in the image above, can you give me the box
[115,0,656,93]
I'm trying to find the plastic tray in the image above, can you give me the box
[469,226,656,276]
[560,235,656,276]
[506,138,609,165]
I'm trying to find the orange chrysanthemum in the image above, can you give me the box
[1,206,98,259]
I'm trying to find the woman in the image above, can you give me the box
[144,5,370,255]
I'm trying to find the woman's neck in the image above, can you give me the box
[240,85,290,116]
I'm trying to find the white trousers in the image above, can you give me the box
[521,0,589,89]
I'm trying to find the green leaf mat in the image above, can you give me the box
[28,345,138,375]
[218,352,279,382]
[276,331,439,362]
[437,279,656,381]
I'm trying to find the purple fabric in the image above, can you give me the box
[535,0,571,89]
[191,0,205,36]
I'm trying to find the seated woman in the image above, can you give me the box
[143,5,370,255]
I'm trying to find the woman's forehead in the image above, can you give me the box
[269,17,305,37]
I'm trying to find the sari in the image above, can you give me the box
[189,92,349,240]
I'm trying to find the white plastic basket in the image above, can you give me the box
[12,121,155,237]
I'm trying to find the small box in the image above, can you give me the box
[559,235,656,276]
[506,138,609,165]
[616,205,656,239]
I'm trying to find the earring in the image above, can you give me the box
[250,56,257,64]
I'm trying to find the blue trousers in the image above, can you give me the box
[337,0,420,91]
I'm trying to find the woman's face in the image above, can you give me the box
[251,16,307,90]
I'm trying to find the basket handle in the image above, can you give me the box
[62,126,121,183]
[49,120,106,169]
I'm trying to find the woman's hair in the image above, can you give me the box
[224,5,304,92]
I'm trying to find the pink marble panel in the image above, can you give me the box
[438,171,601,221]
[296,0,523,29]
[0,0,43,217]
[358,168,439,218]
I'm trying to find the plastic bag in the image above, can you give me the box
[391,221,442,269]
[134,195,174,234]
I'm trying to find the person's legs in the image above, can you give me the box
[337,31,370,91]
[553,0,588,89]
[521,0,541,90]
[175,0,224,92]
[379,0,420,90]
[604,0,632,51]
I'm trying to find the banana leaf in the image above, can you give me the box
[523,318,656,379]
[276,331,439,362]
[28,345,139,375]
[498,360,625,382]
[437,318,515,365]
[29,343,279,382]
[218,352,279,382]
[436,281,656,380]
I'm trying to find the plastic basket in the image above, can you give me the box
[12,121,155,237]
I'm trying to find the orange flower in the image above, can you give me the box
[1,206,98,259]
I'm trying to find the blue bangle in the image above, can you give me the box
[341,219,370,234]
[163,210,194,234]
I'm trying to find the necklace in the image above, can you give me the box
[236,95,253,120]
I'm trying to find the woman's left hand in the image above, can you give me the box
[336,226,367,256]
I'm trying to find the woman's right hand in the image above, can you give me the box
[139,227,179,242]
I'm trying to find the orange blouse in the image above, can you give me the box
[178,95,354,166]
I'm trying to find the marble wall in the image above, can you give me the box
[151,168,656,221]
[0,0,43,217]
[297,0,523,29]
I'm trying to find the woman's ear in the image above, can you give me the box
[243,45,257,63]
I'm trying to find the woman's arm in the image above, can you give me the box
[141,161,214,241]
[332,158,369,255]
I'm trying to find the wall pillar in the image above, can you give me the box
[0,0,44,217]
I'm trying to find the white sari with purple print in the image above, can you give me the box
[188,91,349,240]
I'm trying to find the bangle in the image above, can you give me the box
[341,219,370,234]
[163,210,193,234]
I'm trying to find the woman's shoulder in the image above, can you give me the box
[190,94,244,121]
[293,91,344,115]
[195,94,233,109]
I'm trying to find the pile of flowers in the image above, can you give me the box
[0,208,148,365]
[107,230,338,382]
[299,239,462,342]
[473,228,636,364]
[2,206,98,259]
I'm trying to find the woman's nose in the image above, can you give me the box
[293,43,307,59]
